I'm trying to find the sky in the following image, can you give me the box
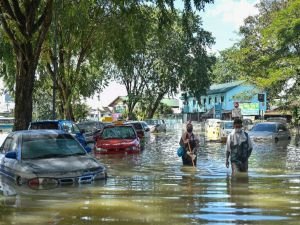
[94,0,260,107]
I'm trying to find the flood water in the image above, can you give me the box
[1,123,300,225]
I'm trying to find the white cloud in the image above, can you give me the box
[207,0,259,28]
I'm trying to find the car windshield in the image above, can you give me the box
[251,123,277,132]
[102,126,136,139]
[224,122,233,129]
[21,133,86,160]
[77,122,103,133]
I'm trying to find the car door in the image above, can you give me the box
[1,134,19,178]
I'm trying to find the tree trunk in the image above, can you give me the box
[146,93,165,118]
[13,46,35,131]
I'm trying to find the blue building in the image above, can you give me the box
[180,81,267,120]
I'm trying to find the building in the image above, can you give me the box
[180,80,267,121]
[107,96,180,119]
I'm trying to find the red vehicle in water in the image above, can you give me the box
[94,124,141,154]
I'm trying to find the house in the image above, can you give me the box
[180,80,267,120]
[107,96,180,118]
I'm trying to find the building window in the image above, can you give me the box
[208,97,211,104]
[221,96,224,102]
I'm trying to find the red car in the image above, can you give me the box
[94,124,141,154]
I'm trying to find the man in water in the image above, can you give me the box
[226,118,253,174]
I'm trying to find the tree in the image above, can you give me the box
[0,0,53,130]
[38,0,110,121]
[110,9,215,118]
[236,0,300,103]
[0,0,214,129]
[211,46,243,83]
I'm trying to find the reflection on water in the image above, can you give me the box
[1,124,300,224]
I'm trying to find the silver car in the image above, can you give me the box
[144,119,167,133]
[0,130,107,189]
[248,122,291,142]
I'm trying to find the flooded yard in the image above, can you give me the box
[1,124,300,225]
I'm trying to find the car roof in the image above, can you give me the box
[30,120,73,124]
[103,124,134,128]
[11,129,67,135]
[255,122,283,125]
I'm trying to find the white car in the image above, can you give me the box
[144,119,167,133]
[0,130,107,189]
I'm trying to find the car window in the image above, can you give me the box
[1,136,13,154]
[278,124,287,131]
[141,122,149,129]
[61,121,72,133]
[30,122,59,129]
[252,123,276,132]
[131,123,143,130]
[224,122,233,129]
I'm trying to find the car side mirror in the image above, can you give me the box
[145,128,150,132]
[5,151,17,159]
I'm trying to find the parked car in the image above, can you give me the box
[220,120,234,142]
[125,121,150,139]
[94,124,140,154]
[76,120,104,148]
[28,120,91,153]
[0,130,107,189]
[140,121,151,138]
[248,122,291,142]
[144,119,166,133]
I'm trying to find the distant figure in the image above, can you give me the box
[226,118,253,174]
[179,122,199,166]
[232,102,242,120]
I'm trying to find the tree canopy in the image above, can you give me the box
[0,0,214,129]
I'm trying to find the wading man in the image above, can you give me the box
[226,118,253,174]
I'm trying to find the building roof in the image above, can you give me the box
[108,96,127,107]
[207,80,245,95]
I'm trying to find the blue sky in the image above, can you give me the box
[199,0,259,52]
[98,0,260,106]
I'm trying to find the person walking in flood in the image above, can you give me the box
[179,122,199,166]
[226,118,253,174]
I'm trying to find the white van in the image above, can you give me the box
[205,119,222,141]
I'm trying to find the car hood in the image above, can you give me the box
[22,155,104,174]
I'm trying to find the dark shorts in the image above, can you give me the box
[232,160,248,172]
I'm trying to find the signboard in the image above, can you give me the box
[239,103,259,115]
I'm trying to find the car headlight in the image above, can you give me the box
[95,147,107,152]
[28,177,58,189]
